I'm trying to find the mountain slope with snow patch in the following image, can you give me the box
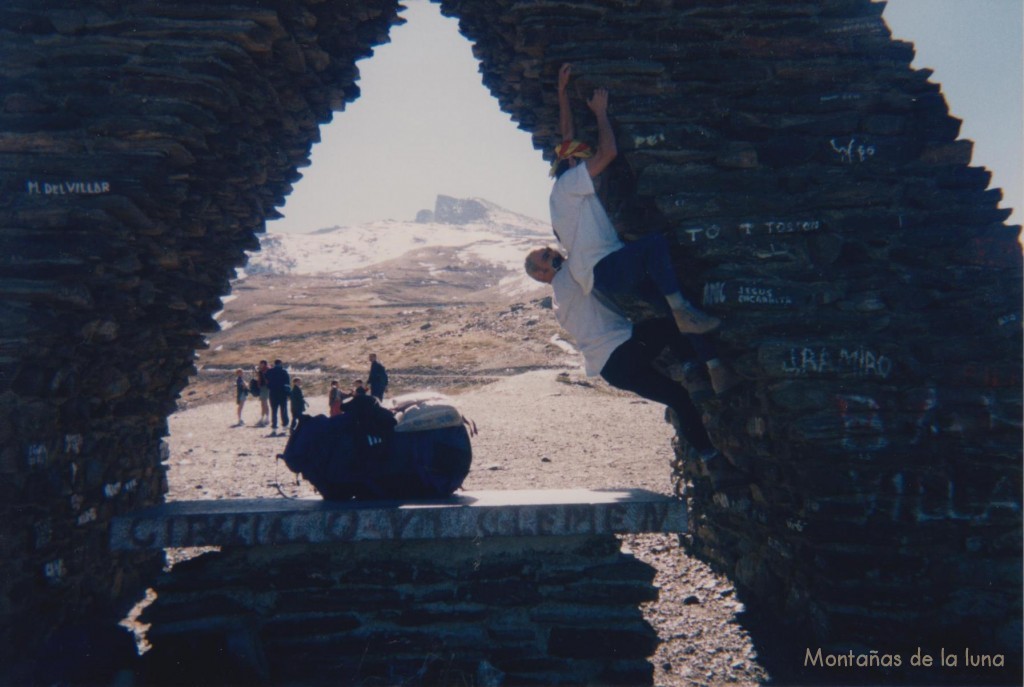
[245,196,553,297]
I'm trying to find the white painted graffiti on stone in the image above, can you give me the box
[703,282,727,306]
[781,347,832,375]
[780,345,893,379]
[632,132,665,148]
[753,244,796,260]
[680,223,723,241]
[104,482,123,498]
[830,137,876,164]
[77,508,97,526]
[824,17,881,35]
[819,92,863,102]
[738,285,794,306]
[679,218,822,244]
[44,559,66,582]
[702,281,797,308]
[26,180,110,195]
[27,444,47,468]
[839,347,893,379]
[761,220,822,235]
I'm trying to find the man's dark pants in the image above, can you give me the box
[270,391,289,429]
[593,233,717,364]
[600,318,715,455]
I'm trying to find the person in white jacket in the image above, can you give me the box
[525,245,720,460]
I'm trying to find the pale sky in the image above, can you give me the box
[270,0,1022,232]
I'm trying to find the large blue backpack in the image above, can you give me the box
[280,396,472,500]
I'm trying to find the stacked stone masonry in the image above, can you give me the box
[109,490,683,685]
[139,536,659,686]
[1,0,1020,683]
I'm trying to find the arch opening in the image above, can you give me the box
[161,5,750,674]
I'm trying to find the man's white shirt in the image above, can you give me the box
[549,163,623,295]
[551,268,633,376]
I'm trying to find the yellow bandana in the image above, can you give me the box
[549,140,593,177]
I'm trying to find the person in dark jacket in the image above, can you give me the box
[367,354,389,402]
[265,359,291,435]
[289,378,306,433]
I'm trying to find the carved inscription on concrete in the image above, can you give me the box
[110,489,687,550]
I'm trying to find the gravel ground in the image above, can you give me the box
[164,369,771,686]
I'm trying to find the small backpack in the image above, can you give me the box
[248,378,259,396]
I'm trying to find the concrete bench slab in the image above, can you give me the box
[110,488,686,551]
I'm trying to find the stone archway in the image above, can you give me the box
[1,0,1020,682]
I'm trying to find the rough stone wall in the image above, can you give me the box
[1,0,1021,680]
[137,536,658,686]
[0,1,402,680]
[442,0,1023,666]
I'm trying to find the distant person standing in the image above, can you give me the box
[367,353,389,402]
[289,378,306,433]
[328,380,347,417]
[234,369,248,426]
[255,360,270,427]
[265,359,291,435]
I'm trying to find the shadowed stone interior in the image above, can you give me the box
[1,0,1020,682]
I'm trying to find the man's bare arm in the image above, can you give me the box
[585,87,617,178]
[558,63,574,141]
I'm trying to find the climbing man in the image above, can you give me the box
[544,62,739,396]
[524,245,722,463]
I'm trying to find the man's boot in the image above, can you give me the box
[672,303,720,335]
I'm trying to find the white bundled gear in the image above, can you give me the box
[390,392,478,435]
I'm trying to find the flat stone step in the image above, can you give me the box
[110,489,686,551]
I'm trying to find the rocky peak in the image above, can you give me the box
[418,195,491,224]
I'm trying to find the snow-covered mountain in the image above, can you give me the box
[244,195,552,297]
